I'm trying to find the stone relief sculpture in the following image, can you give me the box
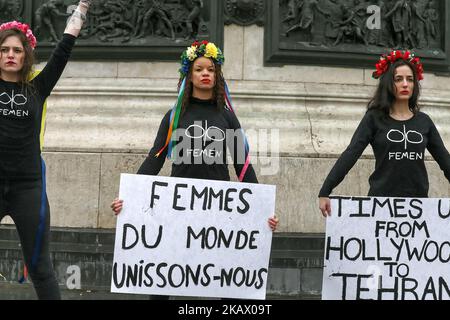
[34,0,70,42]
[89,0,134,42]
[280,0,442,50]
[331,1,369,46]
[185,0,203,38]
[319,0,345,45]
[135,0,175,40]
[284,0,329,41]
[283,0,301,23]
[410,0,427,48]
[385,0,414,48]
[32,0,206,44]
[423,0,439,46]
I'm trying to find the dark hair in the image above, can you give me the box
[367,59,421,116]
[0,28,35,85]
[177,57,225,115]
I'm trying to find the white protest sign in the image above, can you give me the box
[322,196,450,300]
[111,174,276,300]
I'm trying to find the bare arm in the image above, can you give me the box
[64,0,91,37]
[50,4,71,17]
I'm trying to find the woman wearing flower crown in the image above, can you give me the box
[111,41,279,298]
[319,50,450,217]
[0,1,91,299]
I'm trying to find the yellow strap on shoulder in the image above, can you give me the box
[29,70,48,151]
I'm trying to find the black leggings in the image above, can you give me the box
[0,177,60,300]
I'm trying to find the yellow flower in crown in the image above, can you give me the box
[204,42,219,59]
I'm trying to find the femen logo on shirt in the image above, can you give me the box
[0,90,29,117]
[171,120,247,165]
[387,125,424,161]
[184,120,225,159]
[185,120,226,145]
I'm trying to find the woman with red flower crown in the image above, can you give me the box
[110,40,279,299]
[318,50,450,217]
[0,1,91,299]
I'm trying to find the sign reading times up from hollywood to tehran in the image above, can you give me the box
[111,174,276,300]
[322,196,450,300]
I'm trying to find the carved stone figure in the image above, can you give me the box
[91,0,134,42]
[283,0,302,23]
[185,0,203,39]
[34,0,70,42]
[284,0,329,40]
[134,0,153,36]
[423,0,439,45]
[135,0,175,40]
[410,0,427,48]
[332,2,368,46]
[385,0,415,48]
[353,0,370,45]
[319,0,344,45]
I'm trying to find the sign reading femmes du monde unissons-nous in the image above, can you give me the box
[111,174,276,300]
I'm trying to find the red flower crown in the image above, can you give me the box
[0,21,37,50]
[373,50,424,81]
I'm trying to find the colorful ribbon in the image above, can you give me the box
[156,79,251,181]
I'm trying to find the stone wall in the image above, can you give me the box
[1,25,449,233]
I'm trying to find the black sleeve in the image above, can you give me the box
[427,118,450,183]
[226,110,258,183]
[32,33,76,99]
[137,110,171,175]
[318,112,375,197]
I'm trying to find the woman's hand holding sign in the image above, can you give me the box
[111,198,123,216]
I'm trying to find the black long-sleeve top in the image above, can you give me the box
[0,34,76,179]
[319,109,450,198]
[138,97,258,183]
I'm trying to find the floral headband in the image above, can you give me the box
[0,21,37,50]
[179,40,225,77]
[373,50,424,81]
